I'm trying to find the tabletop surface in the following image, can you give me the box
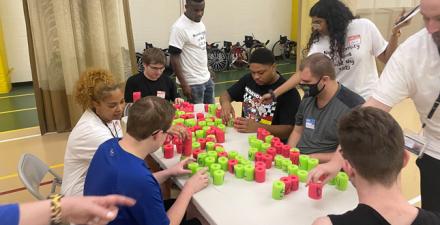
[150,105,358,225]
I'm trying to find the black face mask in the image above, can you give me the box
[299,77,325,98]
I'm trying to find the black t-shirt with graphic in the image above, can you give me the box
[227,73,301,126]
[124,72,179,103]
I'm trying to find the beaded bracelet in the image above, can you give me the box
[48,194,64,225]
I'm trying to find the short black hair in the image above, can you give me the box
[249,48,275,65]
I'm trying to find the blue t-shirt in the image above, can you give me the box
[84,138,170,225]
[0,204,19,225]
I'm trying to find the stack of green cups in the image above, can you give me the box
[244,165,255,181]
[209,163,221,176]
[282,159,292,172]
[274,155,284,169]
[248,147,258,161]
[234,164,245,179]
[272,181,285,200]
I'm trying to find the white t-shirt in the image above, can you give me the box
[61,109,123,196]
[169,14,210,86]
[309,18,388,99]
[373,28,440,160]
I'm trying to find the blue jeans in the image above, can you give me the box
[190,78,215,104]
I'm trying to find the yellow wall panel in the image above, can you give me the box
[0,17,11,93]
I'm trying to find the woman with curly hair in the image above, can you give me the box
[263,0,408,100]
[61,69,126,196]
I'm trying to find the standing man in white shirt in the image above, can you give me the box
[169,0,214,104]
[309,0,440,212]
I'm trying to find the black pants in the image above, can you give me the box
[416,154,440,212]
[164,199,202,225]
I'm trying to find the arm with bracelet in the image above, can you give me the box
[0,194,135,225]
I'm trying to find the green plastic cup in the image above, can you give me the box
[215,118,223,126]
[215,146,225,153]
[261,143,271,153]
[204,156,216,168]
[197,153,207,166]
[196,130,205,139]
[287,164,299,176]
[213,170,225,185]
[218,156,228,171]
[234,164,245,179]
[307,158,319,171]
[272,180,285,200]
[188,162,199,176]
[192,142,201,150]
[299,155,310,170]
[265,135,274,144]
[336,172,349,191]
[248,135,257,145]
[282,159,292,172]
[207,150,218,161]
[244,165,255,181]
[206,142,216,151]
[228,150,239,160]
[248,147,258,161]
[274,155,284,169]
[297,170,309,183]
[210,163,221,175]
[198,121,207,127]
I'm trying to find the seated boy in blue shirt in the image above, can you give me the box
[84,96,209,225]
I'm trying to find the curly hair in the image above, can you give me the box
[304,0,355,60]
[74,68,122,110]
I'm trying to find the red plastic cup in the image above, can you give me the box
[308,182,323,200]
[218,151,228,158]
[192,149,203,159]
[257,128,265,140]
[215,129,225,143]
[198,138,206,150]
[271,137,281,146]
[280,176,293,195]
[193,125,201,131]
[196,113,204,120]
[263,154,273,169]
[255,161,266,169]
[267,147,276,158]
[289,175,299,192]
[282,145,291,158]
[133,91,141,102]
[274,142,283,155]
[207,129,216,137]
[261,130,270,141]
[204,104,209,112]
[206,137,216,143]
[183,131,192,157]
[255,166,266,183]
[164,144,174,159]
[216,109,222,118]
[255,152,264,162]
[290,151,300,165]
[228,159,238,174]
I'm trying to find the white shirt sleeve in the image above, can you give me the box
[365,19,388,57]
[169,26,186,50]
[372,48,411,107]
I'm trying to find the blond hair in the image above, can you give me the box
[74,69,121,110]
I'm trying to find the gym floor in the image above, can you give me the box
[0,60,422,209]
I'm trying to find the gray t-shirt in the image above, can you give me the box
[296,84,364,154]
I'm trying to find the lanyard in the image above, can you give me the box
[94,111,119,138]
[422,90,440,129]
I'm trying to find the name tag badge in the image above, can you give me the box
[348,35,361,46]
[157,91,166,99]
[305,118,316,130]
[404,130,428,158]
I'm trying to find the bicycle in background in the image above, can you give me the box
[272,35,297,62]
